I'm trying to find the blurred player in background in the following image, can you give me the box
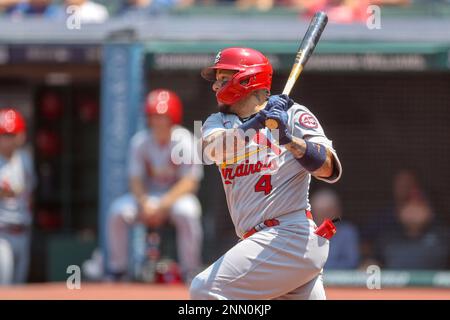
[106,89,203,283]
[310,188,359,269]
[0,108,35,285]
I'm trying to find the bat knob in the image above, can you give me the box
[265,118,279,130]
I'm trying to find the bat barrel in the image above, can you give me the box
[296,11,328,67]
[266,11,328,130]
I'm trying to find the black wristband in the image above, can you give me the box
[296,141,327,172]
[278,131,292,145]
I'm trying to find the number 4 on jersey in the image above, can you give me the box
[254,175,272,195]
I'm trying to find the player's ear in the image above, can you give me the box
[255,89,270,103]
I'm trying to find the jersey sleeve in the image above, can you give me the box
[171,127,204,182]
[201,113,227,164]
[21,147,37,192]
[127,131,147,179]
[201,112,226,139]
[288,104,343,183]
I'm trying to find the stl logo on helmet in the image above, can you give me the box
[156,102,169,114]
[1,110,18,132]
[148,91,170,114]
[299,113,318,129]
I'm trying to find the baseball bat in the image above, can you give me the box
[265,11,328,130]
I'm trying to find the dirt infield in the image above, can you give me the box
[0,283,448,300]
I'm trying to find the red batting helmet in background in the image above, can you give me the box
[201,47,273,105]
[145,89,183,125]
[39,91,63,121]
[0,108,26,135]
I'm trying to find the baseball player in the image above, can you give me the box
[190,48,342,299]
[0,108,35,285]
[106,89,203,282]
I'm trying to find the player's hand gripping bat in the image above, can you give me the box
[265,11,328,130]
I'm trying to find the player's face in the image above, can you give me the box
[147,114,172,143]
[213,69,236,90]
[213,69,237,112]
[0,134,20,156]
[311,196,340,225]
[393,170,422,204]
[398,202,432,233]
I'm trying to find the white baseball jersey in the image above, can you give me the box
[0,148,35,226]
[202,104,342,238]
[128,126,203,194]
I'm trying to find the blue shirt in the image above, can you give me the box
[376,224,450,269]
[324,222,360,270]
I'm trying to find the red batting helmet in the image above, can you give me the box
[39,91,63,121]
[201,47,273,105]
[0,108,26,135]
[145,89,183,125]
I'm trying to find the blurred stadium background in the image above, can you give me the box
[0,0,450,299]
